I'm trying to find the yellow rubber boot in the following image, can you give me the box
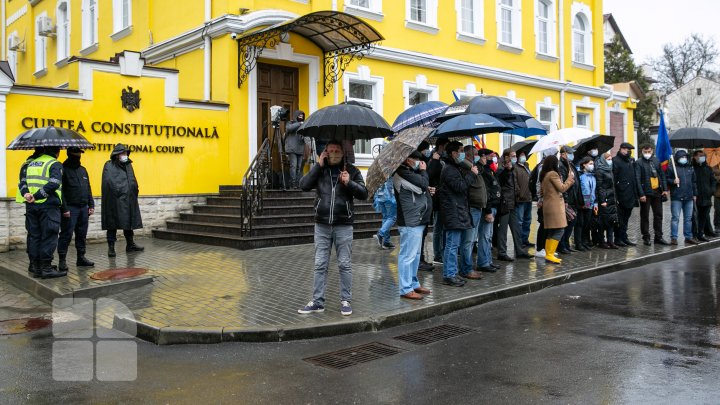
[545,239,562,264]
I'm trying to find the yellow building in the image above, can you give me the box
[0,0,635,242]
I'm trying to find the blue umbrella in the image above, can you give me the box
[391,101,448,132]
[431,113,514,139]
[502,117,548,137]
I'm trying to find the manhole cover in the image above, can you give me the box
[0,318,52,335]
[303,342,403,369]
[393,324,475,345]
[90,268,148,281]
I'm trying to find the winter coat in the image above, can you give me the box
[666,151,697,202]
[284,110,306,155]
[61,157,94,208]
[595,158,618,228]
[101,145,142,230]
[438,159,476,230]
[299,161,368,225]
[514,163,532,203]
[427,153,445,211]
[713,165,720,198]
[467,169,488,210]
[558,157,582,208]
[579,172,597,209]
[480,164,501,215]
[693,161,716,207]
[636,155,667,196]
[540,171,575,229]
[394,165,431,227]
[496,165,517,214]
[612,153,643,209]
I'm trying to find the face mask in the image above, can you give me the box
[586,165,594,172]
[456,152,466,163]
[519,155,527,164]
[492,157,498,164]
[567,154,574,161]
[698,156,706,164]
[590,149,598,157]
[510,157,517,164]
[441,151,448,158]
[423,149,432,158]
[414,160,420,170]
[643,153,652,160]
[678,157,688,165]
[473,156,481,163]
[606,160,613,167]
[119,155,129,163]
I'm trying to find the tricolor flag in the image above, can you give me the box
[656,110,672,172]
[473,135,485,150]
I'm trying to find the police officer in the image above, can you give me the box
[58,147,95,271]
[18,146,67,279]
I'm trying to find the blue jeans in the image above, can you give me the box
[460,208,482,275]
[398,225,425,295]
[443,229,463,278]
[311,224,353,305]
[477,208,496,268]
[377,201,396,244]
[515,201,532,245]
[432,212,445,260]
[671,200,694,240]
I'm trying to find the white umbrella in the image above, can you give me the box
[529,127,597,154]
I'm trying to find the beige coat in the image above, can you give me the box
[541,171,575,229]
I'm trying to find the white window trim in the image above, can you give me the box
[112,0,132,35]
[534,0,557,58]
[500,91,525,151]
[576,112,590,129]
[56,0,71,64]
[496,0,522,49]
[34,13,48,75]
[81,0,99,50]
[405,0,439,35]
[343,0,384,22]
[536,97,559,131]
[343,68,384,166]
[571,3,593,66]
[571,97,600,132]
[403,74,439,109]
[456,0,484,44]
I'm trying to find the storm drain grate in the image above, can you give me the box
[303,342,404,369]
[393,324,475,345]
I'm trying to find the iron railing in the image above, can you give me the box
[240,138,271,236]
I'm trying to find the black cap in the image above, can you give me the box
[67,146,84,154]
[620,142,635,150]
[560,145,575,154]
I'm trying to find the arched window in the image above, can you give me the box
[57,1,70,61]
[573,13,591,64]
[82,0,98,49]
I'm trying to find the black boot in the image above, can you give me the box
[58,254,69,272]
[108,242,116,257]
[125,236,144,252]
[39,260,67,279]
[76,250,95,267]
[27,259,40,278]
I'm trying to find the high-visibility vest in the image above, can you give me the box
[25,155,62,204]
[15,157,34,203]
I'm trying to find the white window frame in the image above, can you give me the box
[403,74,439,109]
[81,0,99,53]
[343,68,384,166]
[56,0,71,64]
[456,0,484,44]
[496,0,522,51]
[571,3,593,67]
[534,0,557,59]
[576,112,590,129]
[343,0,383,22]
[405,0,439,35]
[572,96,601,132]
[536,97,559,131]
[34,13,48,76]
[111,0,132,40]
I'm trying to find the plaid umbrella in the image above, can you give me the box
[298,102,393,140]
[365,126,433,199]
[391,101,448,133]
[7,126,94,150]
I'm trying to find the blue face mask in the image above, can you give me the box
[678,157,688,165]
[423,149,432,158]
[473,156,481,163]
[698,156,706,164]
[414,160,420,170]
[510,157,517,164]
[606,160,613,167]
[567,153,574,161]
[457,152,466,163]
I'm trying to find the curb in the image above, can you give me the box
[113,239,720,345]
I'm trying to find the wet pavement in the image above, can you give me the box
[0,248,718,404]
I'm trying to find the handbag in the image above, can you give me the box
[566,206,577,222]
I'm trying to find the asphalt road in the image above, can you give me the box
[1,249,719,404]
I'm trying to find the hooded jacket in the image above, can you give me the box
[284,110,306,155]
[299,159,368,225]
[61,156,94,208]
[394,165,431,227]
[666,150,697,202]
[101,144,143,230]
[438,157,476,230]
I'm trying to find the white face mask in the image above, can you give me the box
[590,149,599,157]
[492,157,498,164]
[698,156,706,164]
[119,155,129,163]
[678,157,688,165]
[519,155,527,164]
[586,164,594,172]
[643,153,652,160]
[606,160,613,167]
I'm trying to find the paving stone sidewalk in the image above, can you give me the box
[0,207,717,343]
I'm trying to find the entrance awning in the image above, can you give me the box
[236,11,384,95]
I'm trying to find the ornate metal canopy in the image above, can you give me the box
[236,11,383,95]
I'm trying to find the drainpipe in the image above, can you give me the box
[203,0,212,101]
[1,0,5,60]
[332,0,339,104]
[558,0,565,128]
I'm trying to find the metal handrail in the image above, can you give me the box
[240,138,271,236]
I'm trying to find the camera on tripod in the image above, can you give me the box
[270,106,290,124]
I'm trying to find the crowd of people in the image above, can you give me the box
[17,144,144,279]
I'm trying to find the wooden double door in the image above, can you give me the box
[256,63,299,151]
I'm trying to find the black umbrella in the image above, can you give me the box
[669,127,720,149]
[433,96,474,123]
[464,95,534,121]
[297,102,393,140]
[509,139,538,157]
[7,126,94,150]
[572,134,615,162]
[431,113,513,139]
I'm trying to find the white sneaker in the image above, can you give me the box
[535,249,546,258]
[340,301,352,316]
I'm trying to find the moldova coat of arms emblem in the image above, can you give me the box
[121,86,141,112]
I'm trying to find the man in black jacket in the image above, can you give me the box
[637,145,669,245]
[284,110,306,189]
[58,147,95,271]
[612,142,643,246]
[298,141,368,316]
[477,149,501,272]
[692,150,717,241]
[427,138,448,264]
[558,145,583,253]
[495,149,532,261]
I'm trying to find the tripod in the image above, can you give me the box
[270,120,287,190]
